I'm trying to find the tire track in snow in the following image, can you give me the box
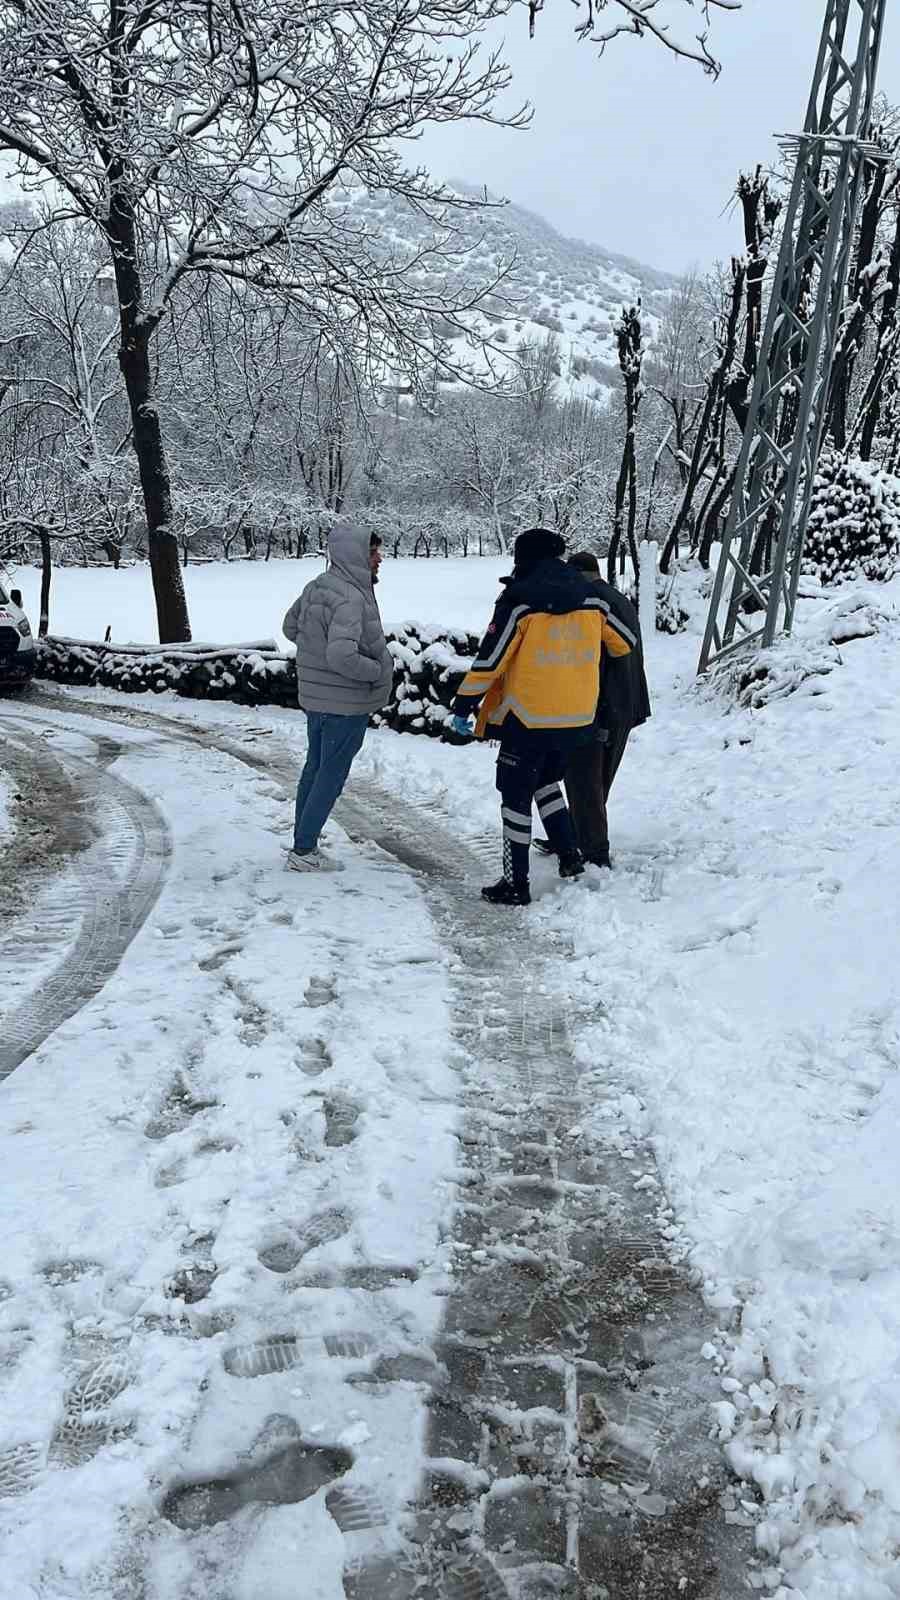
[0,716,171,1079]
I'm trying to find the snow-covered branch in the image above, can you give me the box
[529,0,740,75]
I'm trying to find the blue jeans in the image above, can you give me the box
[293,711,370,852]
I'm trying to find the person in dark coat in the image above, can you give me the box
[451,530,635,906]
[535,550,651,868]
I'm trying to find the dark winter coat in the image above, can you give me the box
[282,521,393,717]
[453,558,635,751]
[589,578,651,738]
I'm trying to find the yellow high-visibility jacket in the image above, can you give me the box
[454,561,635,741]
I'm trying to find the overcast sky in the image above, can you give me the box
[415,0,900,275]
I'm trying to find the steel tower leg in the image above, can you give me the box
[698,0,887,675]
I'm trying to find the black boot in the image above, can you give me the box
[558,850,585,880]
[586,851,611,869]
[481,878,531,906]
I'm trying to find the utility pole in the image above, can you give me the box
[698,0,887,674]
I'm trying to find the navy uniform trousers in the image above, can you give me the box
[496,744,579,887]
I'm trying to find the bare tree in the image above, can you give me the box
[445,394,520,550]
[725,167,782,431]
[529,0,741,75]
[607,303,643,584]
[825,132,900,451]
[515,331,561,421]
[0,0,527,640]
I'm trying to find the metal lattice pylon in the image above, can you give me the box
[698,0,887,674]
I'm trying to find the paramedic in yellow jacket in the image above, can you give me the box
[451,528,634,906]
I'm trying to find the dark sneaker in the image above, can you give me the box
[586,852,611,870]
[558,851,585,880]
[533,838,557,857]
[481,878,531,907]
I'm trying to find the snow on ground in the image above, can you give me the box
[358,572,900,1599]
[361,569,900,1596]
[9,556,509,650]
[360,572,900,1600]
[3,556,900,1597]
[0,714,456,1598]
[0,767,10,848]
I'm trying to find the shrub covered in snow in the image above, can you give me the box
[804,451,900,585]
[35,624,478,740]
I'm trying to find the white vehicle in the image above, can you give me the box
[0,576,36,689]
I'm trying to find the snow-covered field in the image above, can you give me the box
[10,557,509,648]
[2,558,900,1598]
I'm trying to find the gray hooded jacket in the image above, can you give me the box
[283,522,393,717]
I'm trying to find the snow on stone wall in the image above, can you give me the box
[35,624,478,741]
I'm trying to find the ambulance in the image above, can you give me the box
[0,574,36,689]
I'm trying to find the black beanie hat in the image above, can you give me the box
[513,527,566,571]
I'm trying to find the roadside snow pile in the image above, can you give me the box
[804,451,900,585]
[35,624,478,739]
[706,591,898,710]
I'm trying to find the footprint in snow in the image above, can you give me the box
[304,976,336,1009]
[322,1094,361,1148]
[0,1442,43,1501]
[257,1207,350,1274]
[197,941,244,972]
[165,1262,218,1305]
[154,1137,236,1189]
[162,1436,353,1531]
[295,1038,332,1077]
[301,1264,419,1291]
[144,1076,218,1141]
[42,1259,102,1287]
[49,1354,133,1469]
[223,1330,376,1379]
[326,1483,391,1532]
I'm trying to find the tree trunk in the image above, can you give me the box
[608,305,643,586]
[858,200,900,460]
[38,528,52,637]
[118,335,191,642]
[825,162,889,450]
[698,466,736,568]
[107,188,191,644]
[660,262,744,573]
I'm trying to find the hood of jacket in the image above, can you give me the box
[328,519,374,596]
[500,557,595,616]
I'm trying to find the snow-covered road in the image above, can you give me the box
[6,568,900,1600]
[0,692,750,1600]
[0,703,459,1599]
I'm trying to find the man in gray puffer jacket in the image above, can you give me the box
[282,521,393,870]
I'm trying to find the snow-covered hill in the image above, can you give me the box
[339,180,678,401]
